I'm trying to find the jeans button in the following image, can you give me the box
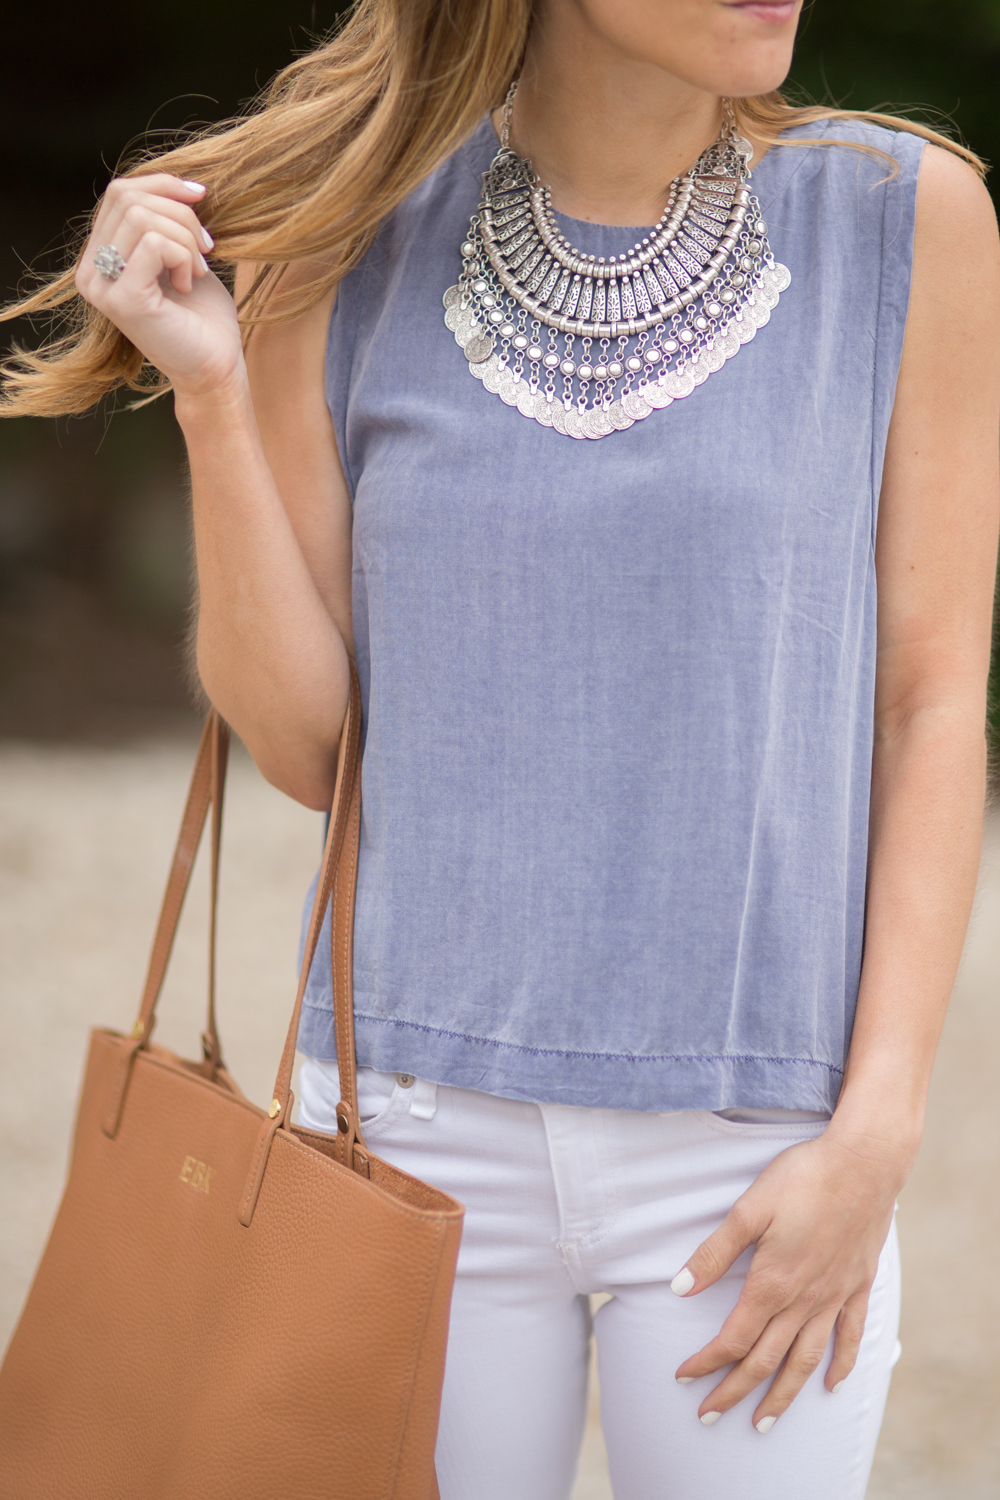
[396,1073,415,1088]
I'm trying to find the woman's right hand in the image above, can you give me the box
[75,175,245,402]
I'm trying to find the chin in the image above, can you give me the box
[666,42,798,101]
[581,2,800,99]
[705,63,796,98]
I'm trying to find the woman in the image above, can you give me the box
[4,1,998,1496]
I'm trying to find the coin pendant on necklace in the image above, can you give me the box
[622,391,652,422]
[516,381,537,419]
[464,332,495,364]
[482,360,504,395]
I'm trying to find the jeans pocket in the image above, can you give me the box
[704,1108,829,1139]
[355,1067,424,1142]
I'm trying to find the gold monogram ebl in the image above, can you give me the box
[179,1155,214,1193]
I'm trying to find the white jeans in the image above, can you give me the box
[299,1060,901,1500]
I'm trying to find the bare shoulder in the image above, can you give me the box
[875,145,999,686]
[913,144,999,279]
[904,146,1000,383]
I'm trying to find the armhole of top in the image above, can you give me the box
[870,130,926,546]
[324,259,370,504]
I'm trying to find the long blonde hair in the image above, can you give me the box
[0,0,986,417]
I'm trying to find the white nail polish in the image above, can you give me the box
[699,1410,721,1426]
[832,1380,845,1394]
[199,255,210,273]
[676,1376,694,1385]
[201,228,214,250]
[755,1415,777,1434]
[183,180,206,193]
[671,1267,696,1296]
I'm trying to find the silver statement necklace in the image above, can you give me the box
[442,85,790,440]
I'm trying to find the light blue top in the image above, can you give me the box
[299,115,924,1114]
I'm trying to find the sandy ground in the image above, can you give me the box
[1,735,998,1498]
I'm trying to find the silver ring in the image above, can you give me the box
[93,244,126,281]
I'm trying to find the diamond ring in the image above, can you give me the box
[93,245,126,281]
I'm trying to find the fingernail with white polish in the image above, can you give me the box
[671,1267,696,1296]
[201,228,214,250]
[199,255,210,273]
[183,180,206,193]
[676,1376,694,1385]
[699,1410,722,1426]
[755,1415,777,1434]
[832,1380,845,1394]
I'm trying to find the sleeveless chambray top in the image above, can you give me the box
[299,116,924,1114]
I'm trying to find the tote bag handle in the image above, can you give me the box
[119,712,229,1067]
[110,664,365,1205]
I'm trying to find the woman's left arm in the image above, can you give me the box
[672,143,1000,1430]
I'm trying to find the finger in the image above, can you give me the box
[98,173,207,221]
[825,1287,869,1393]
[101,188,215,255]
[78,231,206,305]
[675,1259,799,1380]
[675,1320,762,1383]
[687,1310,803,1423]
[670,1197,762,1299]
[114,231,204,300]
[748,1312,838,1432]
[93,205,208,281]
[90,176,208,258]
[127,171,207,201]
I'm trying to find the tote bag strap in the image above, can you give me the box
[238,664,364,1223]
[124,710,230,1069]
[123,667,361,1093]
[267,662,363,1129]
[111,658,365,1212]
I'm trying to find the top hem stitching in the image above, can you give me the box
[300,999,844,1075]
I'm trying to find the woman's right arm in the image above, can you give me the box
[76,175,353,810]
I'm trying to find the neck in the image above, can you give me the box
[496,6,725,227]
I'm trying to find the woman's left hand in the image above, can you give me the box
[672,1125,908,1431]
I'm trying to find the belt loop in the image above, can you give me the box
[409,1078,438,1121]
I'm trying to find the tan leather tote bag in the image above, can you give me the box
[0,667,464,1500]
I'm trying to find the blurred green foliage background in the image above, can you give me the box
[1,1,998,746]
